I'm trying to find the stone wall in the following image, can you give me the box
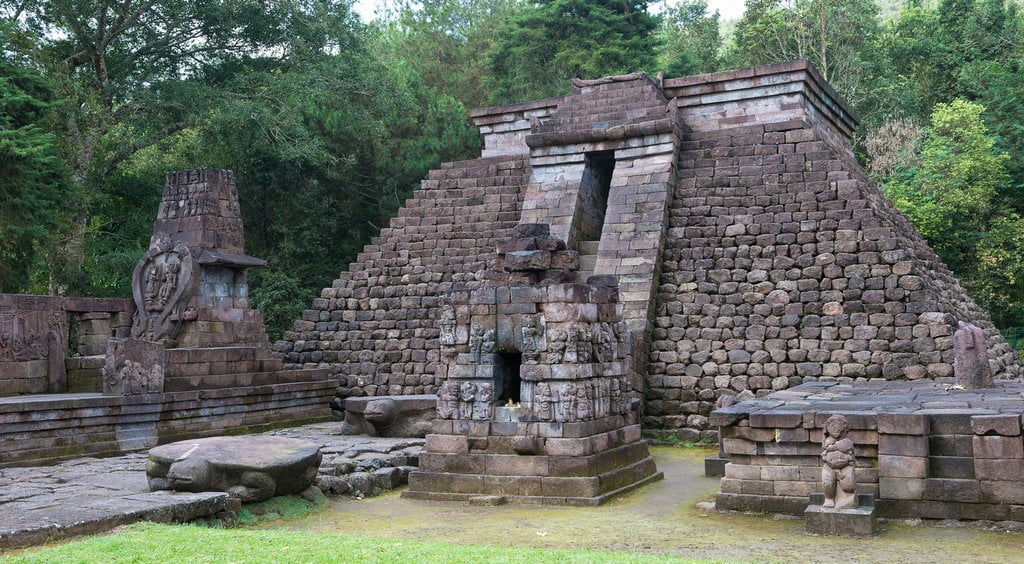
[712,381,1024,520]
[275,156,530,413]
[0,379,335,468]
[0,294,131,396]
[645,61,1019,442]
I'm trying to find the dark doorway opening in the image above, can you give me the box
[574,151,615,244]
[495,352,522,404]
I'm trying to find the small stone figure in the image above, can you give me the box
[564,327,580,363]
[576,326,592,363]
[593,323,615,363]
[438,305,457,347]
[821,414,857,510]
[459,381,476,419]
[469,326,484,359]
[520,315,546,364]
[144,265,161,310]
[577,382,592,420]
[546,329,566,364]
[610,378,621,414]
[561,383,578,422]
[156,261,180,309]
[437,381,460,419]
[535,382,553,421]
[953,321,993,389]
[474,382,493,420]
[148,364,164,393]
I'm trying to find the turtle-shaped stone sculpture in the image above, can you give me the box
[339,395,436,437]
[147,436,322,502]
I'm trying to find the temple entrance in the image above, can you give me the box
[494,352,522,404]
[573,151,615,245]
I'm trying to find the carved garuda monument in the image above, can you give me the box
[103,169,270,395]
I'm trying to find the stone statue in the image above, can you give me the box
[469,326,484,359]
[156,261,180,309]
[535,382,553,421]
[560,383,578,422]
[610,378,621,414]
[593,323,615,363]
[459,381,476,419]
[143,265,160,310]
[821,414,857,510]
[953,321,993,388]
[147,436,321,503]
[129,237,195,344]
[577,382,592,420]
[473,382,493,420]
[437,381,460,419]
[564,327,580,363]
[520,315,546,364]
[439,305,456,346]
[546,329,566,364]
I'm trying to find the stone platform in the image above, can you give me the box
[0,423,423,550]
[711,380,1024,521]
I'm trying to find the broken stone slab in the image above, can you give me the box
[340,395,436,438]
[147,436,322,502]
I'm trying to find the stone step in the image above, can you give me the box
[163,368,330,392]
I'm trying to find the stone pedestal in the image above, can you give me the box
[805,493,876,537]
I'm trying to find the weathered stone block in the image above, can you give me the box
[973,435,1024,459]
[878,455,927,478]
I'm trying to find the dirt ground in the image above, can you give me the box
[258,446,1024,563]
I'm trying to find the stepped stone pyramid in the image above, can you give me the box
[276,60,1021,441]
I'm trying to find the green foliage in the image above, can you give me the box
[658,0,722,77]
[727,0,879,105]
[0,36,73,293]
[880,99,1024,326]
[485,0,661,103]
[377,0,522,109]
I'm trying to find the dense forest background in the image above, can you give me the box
[3,0,1024,340]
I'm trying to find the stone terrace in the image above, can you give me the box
[712,380,1024,520]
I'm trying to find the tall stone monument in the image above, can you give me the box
[104,169,272,395]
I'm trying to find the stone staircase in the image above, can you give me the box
[574,240,599,282]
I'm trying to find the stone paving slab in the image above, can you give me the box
[0,422,424,550]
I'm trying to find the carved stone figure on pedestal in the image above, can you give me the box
[821,414,857,510]
[610,378,622,414]
[576,326,592,363]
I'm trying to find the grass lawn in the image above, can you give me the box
[2,522,699,563]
